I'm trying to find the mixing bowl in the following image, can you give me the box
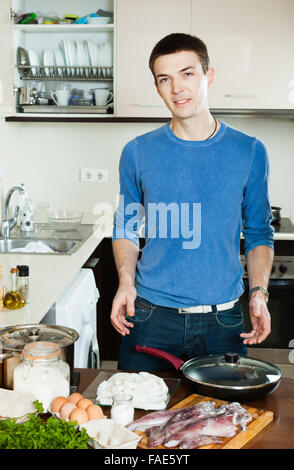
[48,210,83,231]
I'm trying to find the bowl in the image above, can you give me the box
[88,17,109,24]
[48,210,83,231]
[79,419,141,449]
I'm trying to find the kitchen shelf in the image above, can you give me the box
[18,65,113,81]
[6,109,294,123]
[13,24,114,33]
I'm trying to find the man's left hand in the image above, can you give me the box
[240,293,271,345]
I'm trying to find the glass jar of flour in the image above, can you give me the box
[13,341,70,412]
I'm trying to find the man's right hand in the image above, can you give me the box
[110,284,137,336]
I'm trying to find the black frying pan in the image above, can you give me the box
[136,345,281,401]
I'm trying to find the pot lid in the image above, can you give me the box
[0,324,79,352]
[183,353,282,390]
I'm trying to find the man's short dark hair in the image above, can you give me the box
[149,33,210,82]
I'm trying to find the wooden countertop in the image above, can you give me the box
[75,367,294,450]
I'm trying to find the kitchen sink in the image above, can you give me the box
[0,224,95,255]
[0,238,79,254]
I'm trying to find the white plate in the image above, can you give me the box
[87,40,98,76]
[62,40,71,74]
[98,42,104,77]
[43,49,55,77]
[27,48,39,76]
[83,41,91,77]
[68,40,76,75]
[105,42,112,77]
[55,48,65,76]
[76,40,84,75]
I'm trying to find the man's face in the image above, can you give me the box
[153,50,214,119]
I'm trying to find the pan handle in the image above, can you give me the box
[135,345,184,370]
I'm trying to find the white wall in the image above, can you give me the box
[0,116,293,222]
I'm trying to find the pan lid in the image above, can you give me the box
[0,324,79,352]
[183,353,282,390]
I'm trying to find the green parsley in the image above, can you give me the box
[0,400,91,449]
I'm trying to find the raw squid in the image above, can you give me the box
[164,415,237,448]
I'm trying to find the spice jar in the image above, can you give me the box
[110,393,134,426]
[13,341,70,412]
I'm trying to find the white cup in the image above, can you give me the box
[51,89,70,106]
[94,89,113,106]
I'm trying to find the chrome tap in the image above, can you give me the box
[1,185,25,238]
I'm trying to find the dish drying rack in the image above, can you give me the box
[17,65,113,81]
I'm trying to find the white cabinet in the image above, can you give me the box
[191,0,294,109]
[0,0,115,117]
[116,0,191,117]
[0,0,14,115]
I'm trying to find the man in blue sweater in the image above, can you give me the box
[111,33,274,371]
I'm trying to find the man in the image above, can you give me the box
[111,33,274,371]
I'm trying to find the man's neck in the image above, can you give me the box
[169,111,219,141]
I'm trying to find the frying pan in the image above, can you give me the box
[136,345,282,401]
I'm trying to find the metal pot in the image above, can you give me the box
[271,206,281,223]
[136,346,282,401]
[0,324,79,389]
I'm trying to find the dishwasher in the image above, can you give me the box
[41,268,100,391]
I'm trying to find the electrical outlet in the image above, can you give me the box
[81,168,108,183]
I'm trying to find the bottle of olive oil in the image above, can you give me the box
[4,267,26,310]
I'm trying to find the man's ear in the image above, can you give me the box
[206,67,215,88]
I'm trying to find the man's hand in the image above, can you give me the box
[110,284,137,336]
[240,292,271,345]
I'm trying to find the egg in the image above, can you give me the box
[50,396,68,413]
[86,404,104,421]
[77,398,93,410]
[59,401,76,419]
[69,408,88,425]
[68,392,84,405]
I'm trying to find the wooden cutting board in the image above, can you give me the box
[136,394,274,449]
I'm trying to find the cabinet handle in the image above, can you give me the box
[224,93,258,99]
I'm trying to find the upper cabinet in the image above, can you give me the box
[191,0,294,109]
[1,0,115,118]
[116,0,294,116]
[115,0,191,118]
[1,0,294,119]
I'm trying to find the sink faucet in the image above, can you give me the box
[1,185,25,238]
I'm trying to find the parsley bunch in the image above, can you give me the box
[0,401,91,449]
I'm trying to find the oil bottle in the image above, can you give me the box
[4,267,26,310]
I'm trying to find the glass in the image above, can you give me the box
[33,201,49,229]
[110,393,134,426]
[13,341,70,412]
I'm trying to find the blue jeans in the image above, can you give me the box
[118,296,248,372]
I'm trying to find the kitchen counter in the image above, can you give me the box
[0,223,102,328]
[76,368,294,449]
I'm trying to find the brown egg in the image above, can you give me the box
[69,408,88,425]
[50,396,68,413]
[68,392,83,405]
[86,404,104,421]
[77,398,93,410]
[59,401,76,419]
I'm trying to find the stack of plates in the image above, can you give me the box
[55,39,112,77]
[22,41,113,78]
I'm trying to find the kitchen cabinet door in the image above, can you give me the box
[0,0,14,116]
[116,0,191,117]
[191,0,294,109]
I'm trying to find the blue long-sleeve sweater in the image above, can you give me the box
[113,121,274,307]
